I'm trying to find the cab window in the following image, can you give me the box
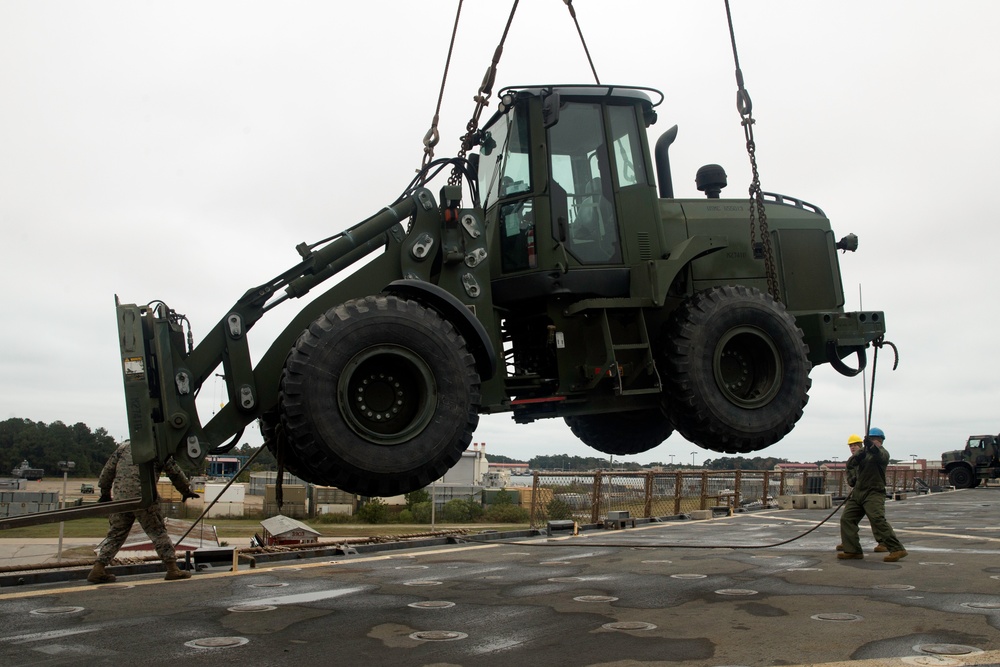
[608,105,648,188]
[548,102,621,264]
[481,105,535,272]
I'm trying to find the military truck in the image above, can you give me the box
[10,460,44,481]
[940,434,1000,488]
[115,84,886,502]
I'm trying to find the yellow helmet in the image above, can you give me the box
[847,434,863,445]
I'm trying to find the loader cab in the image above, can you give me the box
[478,86,663,305]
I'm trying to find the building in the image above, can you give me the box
[489,462,530,475]
[259,515,320,546]
[205,455,246,478]
[438,442,490,485]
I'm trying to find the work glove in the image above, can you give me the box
[182,491,200,502]
[98,491,112,503]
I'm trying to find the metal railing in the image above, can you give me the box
[527,467,946,528]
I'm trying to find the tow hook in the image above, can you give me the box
[826,341,867,377]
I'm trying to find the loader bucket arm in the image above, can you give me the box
[115,194,424,487]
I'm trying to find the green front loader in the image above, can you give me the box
[116,84,885,504]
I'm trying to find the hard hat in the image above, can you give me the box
[847,434,863,445]
[868,427,885,440]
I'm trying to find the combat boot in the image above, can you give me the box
[883,550,908,562]
[87,562,116,584]
[164,560,191,581]
[874,544,889,553]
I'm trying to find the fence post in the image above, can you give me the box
[699,471,709,510]
[644,472,653,518]
[674,471,683,515]
[733,469,743,507]
[591,472,603,524]
[530,472,540,528]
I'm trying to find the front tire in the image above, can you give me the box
[565,409,673,456]
[948,466,974,489]
[663,285,811,453]
[280,295,481,497]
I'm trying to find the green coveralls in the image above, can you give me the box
[839,443,905,554]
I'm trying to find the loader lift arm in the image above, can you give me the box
[116,194,429,505]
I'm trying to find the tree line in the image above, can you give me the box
[491,452,792,471]
[1,417,800,482]
[0,418,118,478]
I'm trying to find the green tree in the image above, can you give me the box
[404,488,430,510]
[485,453,527,464]
[491,488,515,506]
[483,504,529,523]
[356,498,391,524]
[0,418,117,477]
[546,496,574,520]
[411,501,432,523]
[441,498,483,522]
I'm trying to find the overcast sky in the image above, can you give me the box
[2,1,998,467]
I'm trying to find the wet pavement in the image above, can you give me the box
[1,488,998,667]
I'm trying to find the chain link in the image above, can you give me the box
[744,122,779,300]
[725,0,779,302]
[449,0,520,187]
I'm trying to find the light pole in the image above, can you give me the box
[57,461,75,561]
[690,452,697,467]
[910,454,917,467]
[669,454,675,467]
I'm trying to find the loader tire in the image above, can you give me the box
[663,285,811,454]
[259,408,317,482]
[948,466,974,489]
[565,409,673,456]
[280,295,481,497]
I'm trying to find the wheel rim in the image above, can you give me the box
[713,325,782,409]
[338,344,437,445]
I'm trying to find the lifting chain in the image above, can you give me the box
[564,0,601,85]
[725,0,779,302]
[449,0,521,187]
[420,0,465,183]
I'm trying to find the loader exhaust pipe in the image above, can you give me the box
[655,125,679,198]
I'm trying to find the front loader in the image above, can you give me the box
[116,84,886,505]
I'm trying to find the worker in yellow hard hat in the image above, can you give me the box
[838,428,907,562]
[845,434,863,486]
[836,433,890,555]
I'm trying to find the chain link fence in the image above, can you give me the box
[527,467,945,528]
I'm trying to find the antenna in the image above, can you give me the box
[859,284,869,431]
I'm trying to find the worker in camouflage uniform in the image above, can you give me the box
[836,434,886,554]
[837,427,907,562]
[87,441,200,583]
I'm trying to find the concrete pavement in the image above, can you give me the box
[0,488,998,666]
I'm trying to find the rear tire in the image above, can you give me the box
[280,295,480,497]
[663,285,811,453]
[948,466,974,489]
[565,409,673,456]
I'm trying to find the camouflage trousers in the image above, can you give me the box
[97,503,177,565]
[839,488,904,554]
